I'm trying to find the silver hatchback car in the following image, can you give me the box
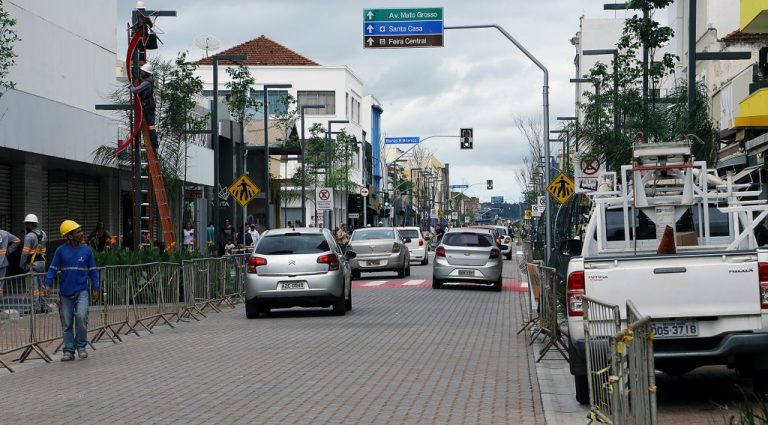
[432,228,507,291]
[348,227,411,279]
[244,228,355,318]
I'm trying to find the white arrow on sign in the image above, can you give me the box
[366,25,374,33]
[367,11,374,19]
[367,38,374,46]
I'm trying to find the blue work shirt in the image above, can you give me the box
[45,244,99,296]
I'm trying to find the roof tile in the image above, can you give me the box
[196,35,319,66]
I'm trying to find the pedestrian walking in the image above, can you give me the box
[0,228,22,295]
[206,222,216,255]
[335,224,350,254]
[248,224,260,247]
[44,220,99,361]
[20,214,48,313]
[182,222,195,252]
[129,63,158,150]
[87,221,112,252]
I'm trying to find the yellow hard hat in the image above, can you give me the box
[60,220,81,237]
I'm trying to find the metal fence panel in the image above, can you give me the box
[624,300,658,425]
[584,295,622,424]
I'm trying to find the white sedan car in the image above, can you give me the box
[398,227,428,265]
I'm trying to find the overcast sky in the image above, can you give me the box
[117,0,641,203]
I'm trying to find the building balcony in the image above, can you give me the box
[741,0,768,33]
[734,88,768,127]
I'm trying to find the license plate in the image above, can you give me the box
[651,320,699,338]
[366,260,381,266]
[458,269,475,277]
[279,281,307,290]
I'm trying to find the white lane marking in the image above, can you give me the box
[402,279,425,286]
[520,281,529,288]
[362,281,387,286]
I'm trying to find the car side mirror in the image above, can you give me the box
[559,239,583,256]
[346,251,357,259]
[404,237,412,243]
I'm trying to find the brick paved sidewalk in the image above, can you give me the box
[0,271,546,424]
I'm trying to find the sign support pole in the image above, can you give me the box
[363,194,368,227]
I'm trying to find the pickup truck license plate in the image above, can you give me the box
[366,260,381,266]
[458,269,475,277]
[279,281,307,290]
[651,320,698,338]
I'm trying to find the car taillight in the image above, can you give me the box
[435,246,445,257]
[489,247,501,259]
[567,270,585,317]
[247,256,267,273]
[317,253,340,271]
[419,238,424,246]
[392,242,400,253]
[759,263,768,309]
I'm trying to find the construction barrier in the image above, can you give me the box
[0,255,249,373]
[518,261,568,362]
[583,296,657,425]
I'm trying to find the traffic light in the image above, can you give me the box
[460,128,473,149]
[487,179,493,190]
[383,192,390,208]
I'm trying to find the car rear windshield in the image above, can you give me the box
[443,233,494,247]
[399,229,420,239]
[254,233,330,255]
[351,229,395,240]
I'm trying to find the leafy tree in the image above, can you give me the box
[0,1,20,98]
[578,0,718,168]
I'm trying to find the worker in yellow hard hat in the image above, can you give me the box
[44,220,100,361]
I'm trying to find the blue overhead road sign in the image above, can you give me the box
[451,184,469,189]
[364,21,444,36]
[385,137,420,145]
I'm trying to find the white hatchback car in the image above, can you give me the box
[397,227,428,265]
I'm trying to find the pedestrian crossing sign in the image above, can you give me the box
[547,172,575,204]
[228,174,260,207]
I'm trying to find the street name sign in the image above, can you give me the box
[384,137,420,145]
[227,174,260,207]
[491,196,504,203]
[547,172,575,205]
[363,8,444,49]
[451,184,469,189]
[316,187,334,211]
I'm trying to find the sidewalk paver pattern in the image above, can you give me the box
[0,264,545,424]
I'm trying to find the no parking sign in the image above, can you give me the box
[574,153,605,193]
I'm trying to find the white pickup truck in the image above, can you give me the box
[565,142,768,404]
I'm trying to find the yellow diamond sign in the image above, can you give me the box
[524,209,532,220]
[547,172,575,204]
[228,174,260,207]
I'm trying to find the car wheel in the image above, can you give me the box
[421,256,428,265]
[492,277,503,292]
[352,269,361,280]
[245,301,261,319]
[332,293,346,316]
[345,286,352,311]
[574,375,589,405]
[397,265,406,278]
[406,264,411,276]
[432,277,443,289]
[753,369,768,396]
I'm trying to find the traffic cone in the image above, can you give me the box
[657,225,676,255]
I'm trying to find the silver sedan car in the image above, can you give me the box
[244,228,355,318]
[347,227,411,279]
[432,228,507,291]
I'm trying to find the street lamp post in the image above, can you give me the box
[262,83,292,229]
[326,120,349,228]
[582,49,619,136]
[300,104,323,227]
[210,54,246,252]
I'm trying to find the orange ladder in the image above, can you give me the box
[140,125,176,251]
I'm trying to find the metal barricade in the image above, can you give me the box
[0,273,53,371]
[517,261,541,335]
[583,295,622,424]
[535,265,568,362]
[93,265,133,342]
[129,263,179,333]
[222,253,247,307]
[620,301,657,425]
[180,258,222,319]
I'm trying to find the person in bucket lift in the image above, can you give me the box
[130,63,158,151]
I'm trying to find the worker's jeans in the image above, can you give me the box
[59,290,89,355]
